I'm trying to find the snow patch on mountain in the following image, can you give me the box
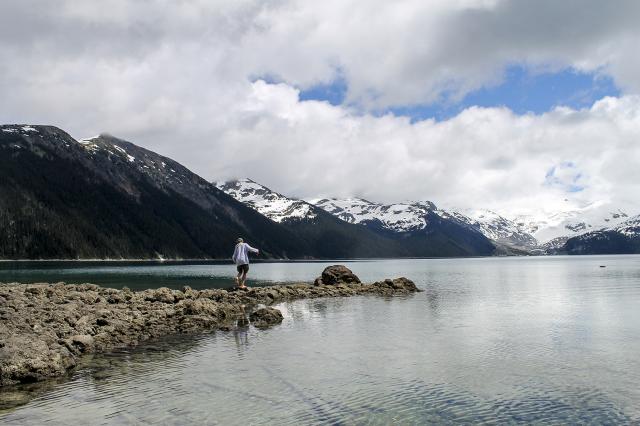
[511,207,631,243]
[113,145,136,162]
[554,213,640,254]
[216,179,316,223]
[308,198,436,232]
[308,197,538,247]
[76,134,203,195]
[439,209,538,247]
[1,125,39,134]
[609,214,640,236]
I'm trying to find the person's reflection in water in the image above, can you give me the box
[425,286,440,314]
[233,304,250,354]
[423,273,441,319]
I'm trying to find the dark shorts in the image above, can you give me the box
[236,264,249,274]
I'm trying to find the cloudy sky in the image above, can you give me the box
[2,0,640,216]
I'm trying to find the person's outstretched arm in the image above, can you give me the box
[246,244,259,254]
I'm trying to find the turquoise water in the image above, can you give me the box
[2,256,640,424]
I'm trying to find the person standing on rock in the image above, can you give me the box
[232,238,259,289]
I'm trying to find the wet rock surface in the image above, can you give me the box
[0,271,419,387]
[249,307,284,329]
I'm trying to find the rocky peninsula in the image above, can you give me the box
[0,266,419,387]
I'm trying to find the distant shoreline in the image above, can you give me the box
[0,253,637,263]
[0,255,518,263]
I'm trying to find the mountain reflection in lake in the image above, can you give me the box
[1,256,640,424]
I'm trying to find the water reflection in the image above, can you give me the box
[2,256,640,423]
[233,308,251,355]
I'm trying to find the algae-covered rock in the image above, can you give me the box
[249,307,284,329]
[371,277,419,294]
[144,287,176,304]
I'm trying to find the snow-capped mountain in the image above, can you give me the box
[218,183,496,257]
[307,198,436,232]
[215,178,640,254]
[440,209,538,248]
[215,179,317,223]
[560,214,640,254]
[512,208,631,243]
[615,215,640,236]
[307,198,536,248]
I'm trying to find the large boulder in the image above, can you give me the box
[249,307,283,329]
[314,265,361,286]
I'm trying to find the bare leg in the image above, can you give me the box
[236,271,242,287]
[240,270,248,288]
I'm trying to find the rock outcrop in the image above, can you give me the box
[313,265,361,286]
[0,271,419,387]
[249,307,284,329]
[370,277,420,294]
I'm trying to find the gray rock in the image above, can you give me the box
[314,265,361,285]
[66,334,94,353]
[249,307,283,329]
[144,287,175,304]
[371,277,419,294]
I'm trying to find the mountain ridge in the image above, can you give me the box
[216,177,640,255]
[1,124,493,259]
[558,214,640,255]
[0,125,313,259]
[215,179,497,257]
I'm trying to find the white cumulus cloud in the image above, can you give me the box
[0,0,639,217]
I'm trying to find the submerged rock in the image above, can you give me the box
[0,390,32,410]
[249,307,284,329]
[0,268,419,387]
[314,265,361,286]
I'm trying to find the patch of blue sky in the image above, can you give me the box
[296,65,620,122]
[427,65,621,120]
[250,73,284,86]
[298,76,348,106]
[544,162,586,193]
[566,184,586,193]
[250,72,349,105]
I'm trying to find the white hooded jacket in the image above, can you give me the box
[232,242,258,265]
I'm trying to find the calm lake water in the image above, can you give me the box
[2,256,640,424]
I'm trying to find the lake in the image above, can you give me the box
[2,256,640,424]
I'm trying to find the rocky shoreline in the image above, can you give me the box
[0,266,419,388]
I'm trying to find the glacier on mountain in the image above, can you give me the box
[215,179,317,223]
